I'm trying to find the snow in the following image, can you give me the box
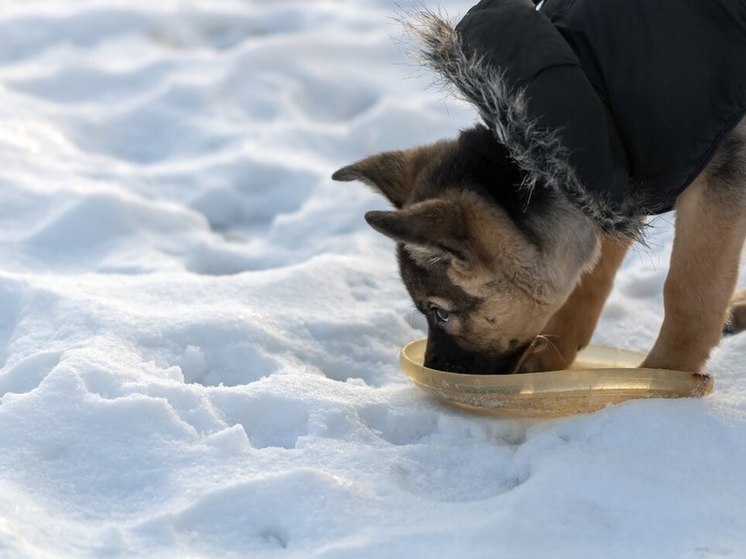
[0,0,745,557]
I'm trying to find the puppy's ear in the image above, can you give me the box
[331,142,449,208]
[365,200,476,271]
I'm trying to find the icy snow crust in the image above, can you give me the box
[0,1,745,557]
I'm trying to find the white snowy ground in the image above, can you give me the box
[0,0,745,557]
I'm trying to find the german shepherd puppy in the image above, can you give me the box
[332,7,746,375]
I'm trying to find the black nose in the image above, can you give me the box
[424,336,531,375]
[424,354,474,374]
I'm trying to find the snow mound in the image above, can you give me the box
[0,1,745,557]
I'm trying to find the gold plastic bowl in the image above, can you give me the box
[400,339,713,417]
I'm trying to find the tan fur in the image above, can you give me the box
[437,189,599,354]
[332,142,452,208]
[519,236,631,372]
[640,172,746,371]
[369,185,601,357]
[454,189,600,301]
[447,190,552,301]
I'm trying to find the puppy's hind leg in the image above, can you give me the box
[641,158,746,372]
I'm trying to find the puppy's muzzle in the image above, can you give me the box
[424,337,534,375]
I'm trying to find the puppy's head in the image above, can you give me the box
[333,127,599,374]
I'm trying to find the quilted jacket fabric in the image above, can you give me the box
[456,0,746,215]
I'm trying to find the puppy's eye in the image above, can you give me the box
[430,306,450,324]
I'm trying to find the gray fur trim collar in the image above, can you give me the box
[406,11,644,240]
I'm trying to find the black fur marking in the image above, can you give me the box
[444,125,552,232]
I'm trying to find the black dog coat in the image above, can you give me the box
[416,0,746,234]
[539,0,746,213]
